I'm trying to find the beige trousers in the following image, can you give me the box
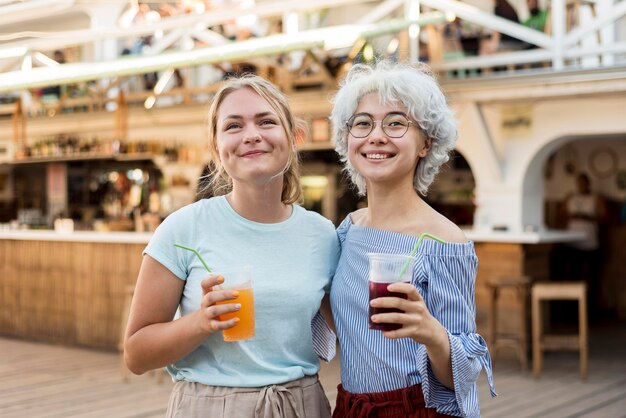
[166,374,331,418]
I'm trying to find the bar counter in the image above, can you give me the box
[0,230,152,243]
[466,229,585,335]
[0,229,584,350]
[0,230,151,351]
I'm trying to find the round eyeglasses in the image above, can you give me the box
[346,113,414,138]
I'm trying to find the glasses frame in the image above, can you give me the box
[345,112,414,139]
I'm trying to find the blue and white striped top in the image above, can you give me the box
[328,215,495,418]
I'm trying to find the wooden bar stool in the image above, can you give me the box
[531,282,588,379]
[486,276,530,372]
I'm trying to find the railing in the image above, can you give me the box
[427,0,626,74]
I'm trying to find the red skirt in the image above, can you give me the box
[332,383,455,418]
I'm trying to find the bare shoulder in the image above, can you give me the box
[350,208,368,226]
[427,211,468,243]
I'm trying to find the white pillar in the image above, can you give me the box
[85,2,126,62]
[81,1,127,110]
[283,11,303,70]
[551,0,565,70]
[473,186,523,232]
[405,0,420,63]
[597,0,614,66]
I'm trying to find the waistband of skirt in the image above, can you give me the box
[172,374,320,397]
[337,383,426,406]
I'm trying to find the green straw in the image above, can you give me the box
[174,243,212,273]
[398,233,446,277]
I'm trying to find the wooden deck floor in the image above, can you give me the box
[1,322,624,417]
[478,325,626,418]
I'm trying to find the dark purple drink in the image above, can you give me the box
[368,281,409,331]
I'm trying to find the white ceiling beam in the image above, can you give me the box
[357,0,404,24]
[432,48,552,70]
[146,28,188,55]
[0,36,321,93]
[564,40,626,59]
[0,56,19,73]
[432,38,626,72]
[189,29,230,47]
[0,0,74,26]
[0,13,447,93]
[564,0,626,47]
[0,0,374,54]
[0,46,28,60]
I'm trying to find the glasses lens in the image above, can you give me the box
[382,114,410,138]
[347,114,374,138]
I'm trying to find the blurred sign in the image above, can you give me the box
[500,105,532,139]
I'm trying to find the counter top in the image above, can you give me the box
[464,229,586,244]
[0,230,153,244]
[1,228,586,244]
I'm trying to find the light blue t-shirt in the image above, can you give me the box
[144,196,339,387]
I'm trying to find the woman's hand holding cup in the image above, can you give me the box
[370,282,446,346]
[198,275,241,334]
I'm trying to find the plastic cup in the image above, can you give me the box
[367,253,415,331]
[214,266,255,342]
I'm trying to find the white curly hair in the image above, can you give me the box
[330,60,457,196]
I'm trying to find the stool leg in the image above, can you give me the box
[518,285,528,373]
[580,289,588,379]
[532,293,542,378]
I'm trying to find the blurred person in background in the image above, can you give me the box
[563,172,606,313]
[480,0,527,55]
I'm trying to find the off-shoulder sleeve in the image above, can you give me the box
[414,242,496,418]
[311,312,336,362]
[336,214,352,244]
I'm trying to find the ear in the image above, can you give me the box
[418,137,432,158]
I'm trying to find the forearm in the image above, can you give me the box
[125,311,208,375]
[425,325,454,390]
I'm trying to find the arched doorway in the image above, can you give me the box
[525,134,626,322]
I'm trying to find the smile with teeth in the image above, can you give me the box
[364,153,394,160]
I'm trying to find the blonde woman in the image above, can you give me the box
[125,75,339,417]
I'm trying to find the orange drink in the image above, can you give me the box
[217,287,255,341]
[214,266,255,342]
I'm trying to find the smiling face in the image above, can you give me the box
[347,93,430,191]
[215,87,291,188]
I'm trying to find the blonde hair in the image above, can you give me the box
[330,61,457,196]
[205,75,302,204]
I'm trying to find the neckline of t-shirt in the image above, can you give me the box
[216,195,299,230]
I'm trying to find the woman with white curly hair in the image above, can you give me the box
[326,61,495,417]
